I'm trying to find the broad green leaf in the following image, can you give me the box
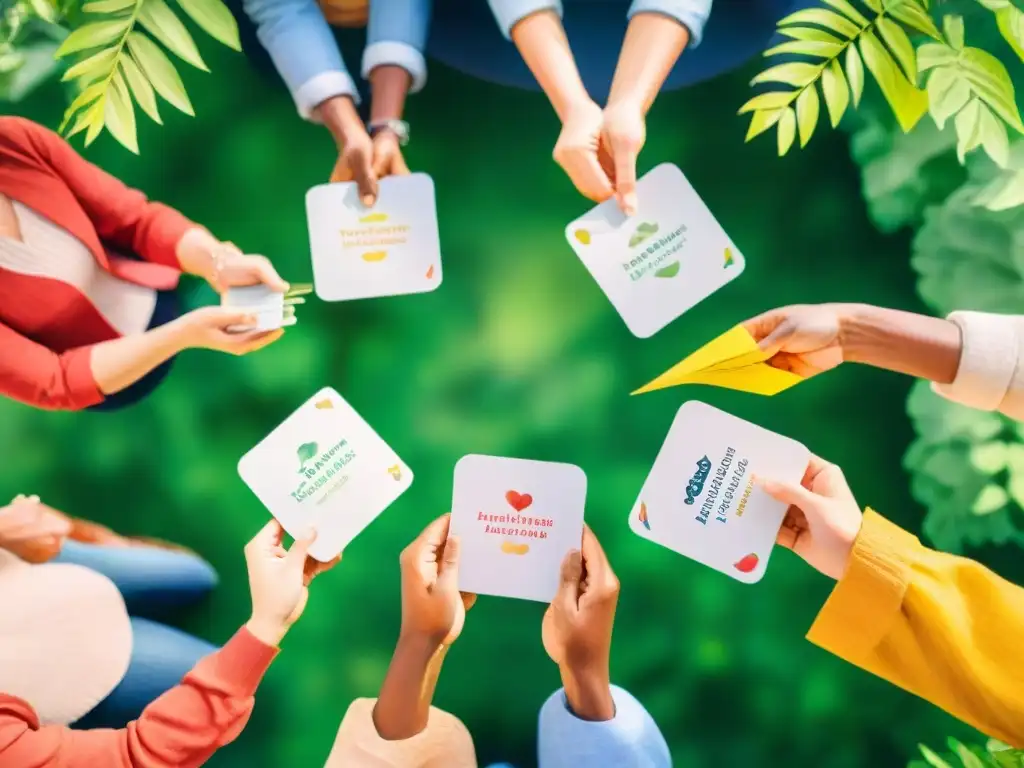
[27,0,57,22]
[859,29,928,131]
[104,68,138,153]
[877,16,917,81]
[83,0,135,12]
[953,739,989,768]
[976,0,1009,9]
[745,108,785,140]
[977,168,1024,210]
[126,32,194,114]
[796,85,819,145]
[60,46,116,81]
[750,62,822,87]
[65,103,98,138]
[960,48,1024,133]
[778,25,845,43]
[823,0,869,25]
[885,0,943,40]
[944,14,965,49]
[973,483,1009,514]
[138,0,207,71]
[763,39,844,58]
[85,97,106,145]
[738,90,796,114]
[777,106,796,155]
[917,42,958,71]
[863,0,881,10]
[120,55,161,124]
[996,6,1024,61]
[954,97,983,162]
[821,58,850,126]
[846,43,865,105]
[970,441,1009,473]
[54,19,129,57]
[62,80,104,119]
[978,105,1010,166]
[173,0,240,51]
[777,8,862,38]
[920,744,957,768]
[926,66,970,127]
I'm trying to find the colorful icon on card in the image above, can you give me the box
[315,399,334,410]
[359,212,389,223]
[426,265,435,279]
[505,490,533,512]
[574,229,591,245]
[387,464,401,481]
[638,501,650,530]
[628,221,659,248]
[733,553,759,573]
[297,442,319,473]
[501,541,530,555]
[724,248,735,268]
[362,251,387,262]
[654,261,680,278]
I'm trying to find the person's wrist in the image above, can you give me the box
[604,94,645,118]
[559,660,615,721]
[318,95,366,148]
[153,318,192,355]
[835,303,880,364]
[246,614,288,647]
[397,627,446,661]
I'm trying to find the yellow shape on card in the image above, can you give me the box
[315,399,334,410]
[362,251,387,262]
[359,212,389,223]
[501,541,530,555]
[632,325,803,396]
[387,464,401,480]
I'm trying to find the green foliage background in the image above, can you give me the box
[2,36,1021,768]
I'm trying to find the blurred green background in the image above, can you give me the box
[2,30,1018,768]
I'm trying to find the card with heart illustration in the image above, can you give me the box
[449,455,586,603]
[629,401,809,584]
[565,163,745,338]
[238,387,413,562]
[307,174,442,302]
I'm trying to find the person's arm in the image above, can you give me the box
[241,0,359,120]
[538,685,671,768]
[374,635,447,739]
[608,9,697,115]
[0,627,277,768]
[363,0,432,121]
[807,509,1024,748]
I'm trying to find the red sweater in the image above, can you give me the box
[0,117,197,411]
[0,628,277,768]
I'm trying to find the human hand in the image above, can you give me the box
[400,514,475,647]
[169,306,284,356]
[742,304,850,377]
[553,99,615,204]
[372,131,411,179]
[0,494,71,563]
[758,455,864,580]
[601,101,646,216]
[542,525,618,721]
[244,520,340,646]
[330,124,378,206]
[208,243,288,294]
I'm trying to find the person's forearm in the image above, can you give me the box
[90,323,186,396]
[560,663,615,721]
[369,65,412,123]
[510,10,590,120]
[373,633,447,739]
[608,12,689,114]
[175,227,220,282]
[319,95,366,149]
[838,304,962,385]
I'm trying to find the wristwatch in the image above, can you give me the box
[368,118,410,146]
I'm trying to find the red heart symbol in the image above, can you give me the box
[733,553,759,573]
[505,490,533,511]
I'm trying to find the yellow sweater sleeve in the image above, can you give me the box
[807,509,1024,748]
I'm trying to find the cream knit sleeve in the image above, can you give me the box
[932,311,1024,421]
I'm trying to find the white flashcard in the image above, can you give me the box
[307,174,442,302]
[238,387,413,561]
[449,455,586,603]
[565,163,745,338]
[629,401,808,583]
[222,284,292,332]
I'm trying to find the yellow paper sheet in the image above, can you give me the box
[632,325,803,396]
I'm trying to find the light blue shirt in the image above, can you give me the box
[484,685,671,767]
[241,0,432,119]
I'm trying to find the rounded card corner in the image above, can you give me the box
[625,317,660,339]
[305,183,331,206]
[565,463,588,488]
[453,454,478,474]
[651,162,683,179]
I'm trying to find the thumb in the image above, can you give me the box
[286,528,317,569]
[437,535,461,588]
[757,319,796,356]
[356,156,378,207]
[555,549,583,610]
[211,308,256,329]
[759,477,823,519]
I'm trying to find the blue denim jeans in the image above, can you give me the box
[53,540,219,728]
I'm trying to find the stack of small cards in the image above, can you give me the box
[306,174,442,302]
[449,455,586,603]
[238,387,413,561]
[633,325,803,396]
[222,283,311,332]
[629,401,809,583]
[565,163,745,338]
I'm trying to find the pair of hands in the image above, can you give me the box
[331,129,409,206]
[398,515,619,720]
[555,99,645,216]
[0,495,71,563]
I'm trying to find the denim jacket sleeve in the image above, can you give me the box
[363,0,433,93]
[537,685,671,767]
[488,0,712,47]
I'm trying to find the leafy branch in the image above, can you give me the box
[909,737,1024,767]
[53,0,240,153]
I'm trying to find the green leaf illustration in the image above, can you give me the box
[796,85,820,146]
[127,32,194,115]
[103,67,137,153]
[120,54,160,124]
[654,261,680,278]
[627,222,659,247]
[138,0,207,71]
[777,106,797,155]
[821,58,850,126]
[174,0,240,51]
[297,442,318,472]
[55,19,129,57]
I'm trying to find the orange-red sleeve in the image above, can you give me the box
[0,627,277,768]
[0,322,103,411]
[808,509,1024,747]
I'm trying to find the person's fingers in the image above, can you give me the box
[418,514,452,549]
[249,255,289,292]
[209,309,258,331]
[580,524,612,578]
[461,592,477,612]
[757,317,798,357]
[608,137,639,216]
[437,535,461,588]
[303,552,341,584]
[331,155,353,184]
[248,519,285,553]
[555,549,584,611]
[286,528,317,569]
[231,329,285,355]
[758,477,823,519]
[393,150,411,175]
[352,152,378,206]
[775,520,799,549]
[561,151,615,203]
